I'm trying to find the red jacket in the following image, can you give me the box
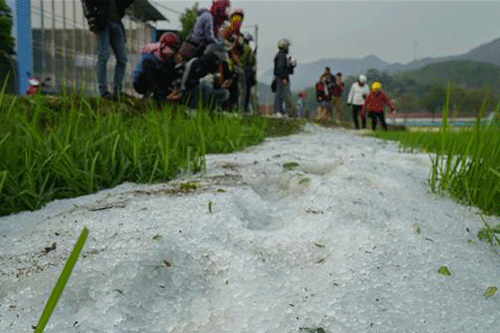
[316,81,333,102]
[361,90,395,115]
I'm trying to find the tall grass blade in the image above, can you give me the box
[34,227,88,333]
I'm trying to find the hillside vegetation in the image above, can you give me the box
[293,60,500,117]
[397,60,500,91]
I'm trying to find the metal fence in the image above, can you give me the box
[30,0,154,95]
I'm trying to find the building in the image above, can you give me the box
[6,0,167,95]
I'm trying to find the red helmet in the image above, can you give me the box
[159,32,181,51]
[230,8,244,18]
[211,0,231,22]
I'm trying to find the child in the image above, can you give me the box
[297,91,306,118]
[361,81,396,131]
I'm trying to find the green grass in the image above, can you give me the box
[0,94,301,217]
[34,227,88,333]
[368,86,500,216]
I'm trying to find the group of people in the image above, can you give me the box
[315,69,396,130]
[269,37,395,130]
[272,59,395,130]
[81,0,257,113]
[314,67,345,124]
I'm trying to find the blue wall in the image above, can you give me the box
[6,0,32,94]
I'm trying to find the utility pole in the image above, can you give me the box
[414,40,418,61]
[243,24,259,112]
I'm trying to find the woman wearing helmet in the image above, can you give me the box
[131,32,181,104]
[176,0,231,63]
[347,74,370,129]
[361,81,396,131]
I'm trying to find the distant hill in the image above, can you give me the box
[395,60,500,90]
[260,37,500,91]
[261,55,392,91]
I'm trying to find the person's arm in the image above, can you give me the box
[80,0,99,32]
[80,0,94,18]
[381,91,396,112]
[361,92,372,116]
[362,85,369,100]
[347,84,354,105]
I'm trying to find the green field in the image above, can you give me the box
[370,97,500,217]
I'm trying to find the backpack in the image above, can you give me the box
[271,78,277,93]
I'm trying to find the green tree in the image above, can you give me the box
[0,0,16,93]
[420,85,446,115]
[0,0,15,58]
[178,2,199,43]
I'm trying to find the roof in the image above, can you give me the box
[128,0,168,22]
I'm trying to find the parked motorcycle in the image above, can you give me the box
[25,72,54,95]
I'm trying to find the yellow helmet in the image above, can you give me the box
[371,81,382,92]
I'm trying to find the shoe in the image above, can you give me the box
[101,91,114,100]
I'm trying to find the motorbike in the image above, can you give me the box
[25,72,54,95]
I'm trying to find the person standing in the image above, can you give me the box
[347,74,370,129]
[296,91,306,118]
[240,33,257,113]
[81,0,135,99]
[331,72,345,124]
[324,67,335,86]
[273,38,294,117]
[315,73,333,120]
[361,81,396,131]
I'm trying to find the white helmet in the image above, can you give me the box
[359,74,367,83]
[277,38,290,50]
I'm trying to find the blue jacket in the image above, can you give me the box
[188,9,221,48]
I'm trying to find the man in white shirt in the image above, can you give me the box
[347,74,370,129]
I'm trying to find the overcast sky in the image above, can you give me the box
[151,1,500,75]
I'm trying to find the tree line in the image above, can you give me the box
[297,62,500,118]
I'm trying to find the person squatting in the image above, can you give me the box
[130,0,257,113]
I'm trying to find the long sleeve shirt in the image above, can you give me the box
[361,90,395,114]
[347,82,370,106]
[273,49,289,81]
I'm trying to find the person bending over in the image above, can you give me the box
[132,32,181,104]
[361,81,396,131]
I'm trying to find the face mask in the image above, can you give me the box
[231,15,242,31]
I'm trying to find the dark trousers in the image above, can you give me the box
[369,111,388,131]
[184,83,230,110]
[352,105,366,129]
[243,68,255,113]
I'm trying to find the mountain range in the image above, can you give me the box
[259,37,500,95]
